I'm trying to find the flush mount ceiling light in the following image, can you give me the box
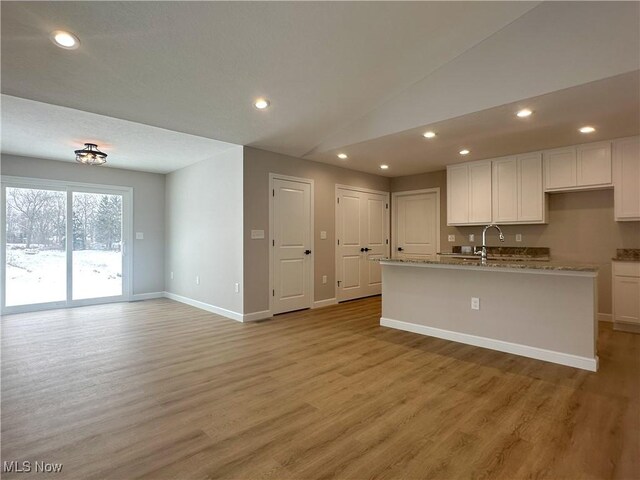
[254,98,270,110]
[337,153,348,160]
[380,164,389,170]
[423,131,437,139]
[75,143,107,165]
[579,126,596,133]
[50,30,80,49]
[516,108,533,118]
[459,149,470,155]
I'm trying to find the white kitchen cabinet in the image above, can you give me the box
[447,160,491,225]
[492,153,546,224]
[544,142,612,192]
[612,261,640,329]
[613,136,640,221]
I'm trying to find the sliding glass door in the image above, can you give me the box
[1,178,131,314]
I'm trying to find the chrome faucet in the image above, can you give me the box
[476,224,505,264]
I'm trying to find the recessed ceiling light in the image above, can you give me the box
[380,165,389,170]
[50,30,80,49]
[579,126,595,133]
[459,149,470,155]
[254,98,270,110]
[337,153,348,160]
[516,109,533,118]
[423,131,436,139]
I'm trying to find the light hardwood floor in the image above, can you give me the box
[1,297,638,479]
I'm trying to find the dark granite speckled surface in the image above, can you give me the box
[379,257,598,273]
[450,246,550,260]
[612,249,640,262]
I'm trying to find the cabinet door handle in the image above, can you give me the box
[304,249,311,255]
[397,247,404,252]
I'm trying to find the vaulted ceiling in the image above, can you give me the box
[1,1,639,174]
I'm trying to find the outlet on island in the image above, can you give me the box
[471,297,480,310]
[448,234,456,242]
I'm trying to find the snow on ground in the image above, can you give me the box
[6,249,122,306]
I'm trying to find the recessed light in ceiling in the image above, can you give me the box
[50,30,80,49]
[459,149,470,155]
[254,98,270,110]
[579,126,595,133]
[423,131,436,139]
[337,153,348,160]
[380,164,389,170]
[516,109,533,118]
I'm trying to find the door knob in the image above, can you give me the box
[304,249,312,255]
[360,247,366,252]
[397,247,404,252]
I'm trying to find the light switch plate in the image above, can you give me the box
[251,229,265,239]
[471,297,480,310]
[136,232,144,240]
[322,275,327,284]
[448,234,456,242]
[320,231,327,240]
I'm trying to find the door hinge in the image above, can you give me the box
[386,239,389,245]
[272,289,275,297]
[272,189,275,197]
[386,203,389,209]
[272,239,275,246]
[337,239,340,245]
[337,280,341,287]
[337,197,340,204]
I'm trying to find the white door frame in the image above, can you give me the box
[268,173,314,315]
[391,188,441,259]
[335,184,390,301]
[1,175,133,315]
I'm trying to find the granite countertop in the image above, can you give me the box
[612,248,640,262]
[379,256,599,273]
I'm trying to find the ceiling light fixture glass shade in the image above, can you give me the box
[75,143,107,165]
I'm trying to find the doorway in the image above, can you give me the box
[336,185,389,302]
[269,174,314,315]
[392,188,440,260]
[1,177,132,314]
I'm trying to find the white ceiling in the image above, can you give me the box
[309,71,640,177]
[1,1,639,176]
[0,95,237,173]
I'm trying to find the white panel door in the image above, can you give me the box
[337,188,389,302]
[446,164,469,225]
[272,178,312,314]
[613,136,640,221]
[492,157,518,223]
[395,191,439,260]
[544,147,576,190]
[577,141,612,187]
[468,161,492,223]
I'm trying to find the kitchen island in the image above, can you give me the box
[380,257,599,371]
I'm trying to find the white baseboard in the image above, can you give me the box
[598,313,612,323]
[313,298,337,309]
[380,317,598,372]
[130,292,164,301]
[163,291,243,322]
[243,310,271,322]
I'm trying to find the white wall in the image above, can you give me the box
[165,146,244,315]
[1,154,166,296]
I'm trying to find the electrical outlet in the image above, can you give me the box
[196,275,200,285]
[136,232,144,240]
[469,234,475,242]
[471,297,480,310]
[234,282,239,293]
[320,231,327,240]
[170,271,174,280]
[516,234,522,242]
[448,234,456,242]
[322,275,327,284]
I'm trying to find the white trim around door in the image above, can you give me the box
[335,184,390,303]
[392,188,441,260]
[269,173,315,316]
[1,175,133,315]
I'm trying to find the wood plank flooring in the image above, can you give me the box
[1,296,638,479]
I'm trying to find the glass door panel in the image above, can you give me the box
[72,192,123,300]
[5,187,67,307]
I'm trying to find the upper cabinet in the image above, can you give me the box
[613,136,640,221]
[447,160,492,226]
[493,153,546,224]
[544,141,612,192]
